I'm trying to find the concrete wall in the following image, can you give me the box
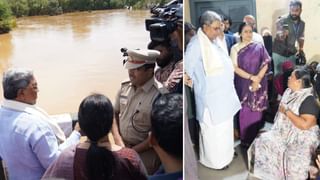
[256,0,320,62]
[185,0,320,62]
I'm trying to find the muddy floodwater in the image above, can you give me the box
[0,10,150,114]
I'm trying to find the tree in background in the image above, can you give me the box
[8,0,29,17]
[69,0,93,11]
[0,0,15,34]
[47,0,62,15]
[1,0,172,34]
[27,0,49,15]
[110,0,123,9]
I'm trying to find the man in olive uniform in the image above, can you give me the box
[273,0,305,75]
[112,49,167,174]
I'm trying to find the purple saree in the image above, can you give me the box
[235,42,270,145]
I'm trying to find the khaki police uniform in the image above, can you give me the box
[114,49,167,174]
[114,78,166,145]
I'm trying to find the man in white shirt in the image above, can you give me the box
[185,11,241,170]
[0,68,80,180]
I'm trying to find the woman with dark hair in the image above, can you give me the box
[274,60,295,96]
[248,69,320,179]
[42,94,147,180]
[230,22,271,147]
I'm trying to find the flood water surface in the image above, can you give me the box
[0,10,150,114]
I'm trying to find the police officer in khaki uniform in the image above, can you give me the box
[112,49,167,174]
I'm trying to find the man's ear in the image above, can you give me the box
[17,88,24,97]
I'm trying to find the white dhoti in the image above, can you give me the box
[199,108,234,169]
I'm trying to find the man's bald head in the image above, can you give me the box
[243,15,256,30]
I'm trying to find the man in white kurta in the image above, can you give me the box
[185,11,241,169]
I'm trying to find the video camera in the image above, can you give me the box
[120,48,128,65]
[145,0,183,42]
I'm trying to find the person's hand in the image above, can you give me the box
[74,122,86,136]
[316,155,320,168]
[298,48,304,54]
[283,29,289,38]
[74,122,80,131]
[278,30,288,41]
[184,73,193,87]
[113,134,125,147]
[309,165,319,179]
[165,69,183,89]
[250,82,261,92]
[309,155,320,179]
[279,104,288,116]
[250,75,261,83]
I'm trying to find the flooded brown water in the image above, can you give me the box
[0,10,150,114]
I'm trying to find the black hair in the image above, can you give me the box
[290,0,302,8]
[238,22,253,42]
[78,93,115,180]
[151,93,183,159]
[294,68,312,88]
[223,15,232,26]
[184,22,196,33]
[283,69,294,92]
[308,61,319,83]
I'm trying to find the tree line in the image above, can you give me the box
[0,0,168,34]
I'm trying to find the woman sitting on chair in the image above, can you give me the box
[248,69,320,179]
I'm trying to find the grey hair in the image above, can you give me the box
[243,15,256,23]
[199,11,221,29]
[2,68,34,99]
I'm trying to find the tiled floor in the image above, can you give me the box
[197,122,273,180]
[198,144,256,180]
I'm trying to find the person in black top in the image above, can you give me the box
[248,68,320,179]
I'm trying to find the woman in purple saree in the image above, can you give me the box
[230,22,271,146]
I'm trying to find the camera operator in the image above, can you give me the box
[145,0,183,93]
[273,0,305,76]
[148,40,182,93]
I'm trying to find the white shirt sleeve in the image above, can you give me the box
[58,130,81,151]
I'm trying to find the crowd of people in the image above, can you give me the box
[0,1,183,180]
[185,0,320,179]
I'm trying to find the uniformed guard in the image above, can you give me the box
[112,49,167,175]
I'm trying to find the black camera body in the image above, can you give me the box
[295,51,306,66]
[145,0,182,42]
[120,48,128,65]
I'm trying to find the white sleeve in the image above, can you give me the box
[58,130,81,151]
